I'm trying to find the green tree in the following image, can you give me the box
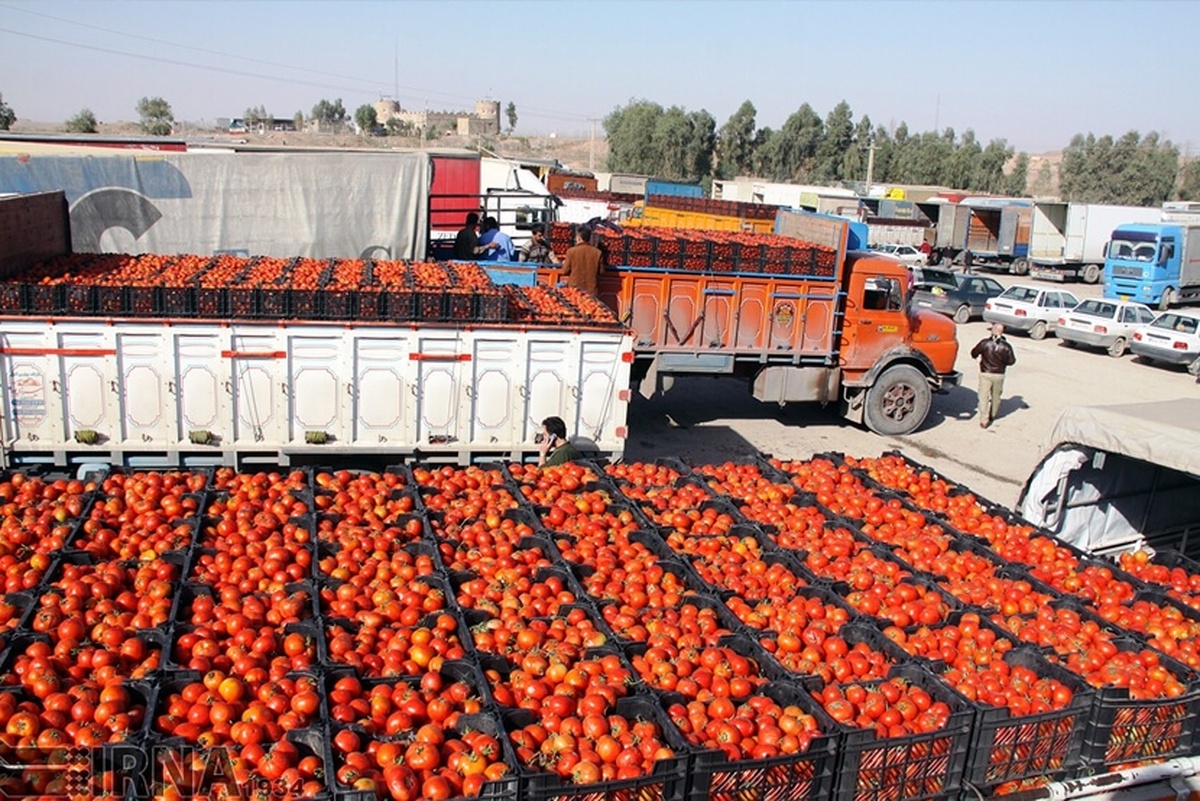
[1031,160,1054,196]
[1178,159,1200,201]
[311,98,347,125]
[970,137,1013,193]
[354,104,378,135]
[1003,152,1030,196]
[685,109,716,182]
[293,110,305,131]
[0,93,15,130]
[716,100,758,179]
[136,96,174,136]
[63,108,97,134]
[843,115,873,183]
[244,105,271,128]
[815,100,854,182]
[1060,131,1178,205]
[652,106,692,179]
[386,117,414,136]
[767,103,824,182]
[505,101,517,133]
[605,100,665,176]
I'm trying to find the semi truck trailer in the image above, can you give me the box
[1029,201,1161,284]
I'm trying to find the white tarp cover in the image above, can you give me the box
[0,151,432,260]
[1020,399,1200,555]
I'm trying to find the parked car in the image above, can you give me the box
[983,284,1080,339]
[1130,310,1200,374]
[1056,299,1157,357]
[875,243,927,266]
[912,272,1005,324]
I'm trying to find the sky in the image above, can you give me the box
[2,0,1199,155]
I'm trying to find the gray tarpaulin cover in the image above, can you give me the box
[1019,399,1200,555]
[0,151,432,260]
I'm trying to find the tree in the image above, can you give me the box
[386,117,414,136]
[0,93,15,130]
[293,110,305,131]
[136,96,174,136]
[63,108,98,134]
[605,100,666,176]
[1178,160,1200,201]
[766,103,824,182]
[505,101,517,133]
[1059,130,1178,205]
[244,105,271,128]
[815,100,854,182]
[684,110,716,182]
[716,100,758,179]
[354,104,378,135]
[311,98,347,125]
[1031,160,1054,197]
[1004,152,1030,196]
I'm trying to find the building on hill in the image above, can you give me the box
[372,99,500,137]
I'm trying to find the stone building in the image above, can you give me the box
[372,98,500,137]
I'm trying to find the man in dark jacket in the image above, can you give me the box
[970,323,1016,428]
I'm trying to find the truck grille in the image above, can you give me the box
[1111,265,1142,279]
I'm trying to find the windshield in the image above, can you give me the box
[1110,238,1159,262]
[1073,300,1116,319]
[1152,314,1199,335]
[999,286,1040,303]
[915,268,956,288]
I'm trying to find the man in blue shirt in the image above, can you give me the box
[478,216,515,261]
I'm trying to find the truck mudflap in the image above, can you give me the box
[937,370,962,390]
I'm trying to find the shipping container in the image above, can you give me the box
[645,179,704,199]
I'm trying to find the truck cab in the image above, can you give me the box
[1103,223,1200,310]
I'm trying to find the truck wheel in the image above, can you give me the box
[1012,258,1030,276]
[1107,337,1127,358]
[1030,321,1048,340]
[864,365,931,436]
[1189,357,1200,377]
[1082,264,1101,284]
[953,305,971,325]
[1159,288,1176,311]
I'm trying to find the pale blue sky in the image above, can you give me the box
[2,0,1198,154]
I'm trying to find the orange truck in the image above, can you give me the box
[548,209,960,435]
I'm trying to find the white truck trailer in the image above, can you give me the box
[1029,201,1162,284]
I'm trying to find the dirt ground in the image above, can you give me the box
[621,275,1196,509]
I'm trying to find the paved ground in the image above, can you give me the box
[622,272,1197,509]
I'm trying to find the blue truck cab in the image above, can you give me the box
[1104,223,1200,310]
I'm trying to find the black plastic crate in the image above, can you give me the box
[357,290,389,321]
[126,285,160,317]
[161,286,194,316]
[596,592,746,649]
[477,291,508,322]
[227,287,257,318]
[824,664,974,801]
[289,288,321,319]
[947,648,1094,793]
[193,287,226,317]
[571,555,710,608]
[259,287,290,319]
[64,283,96,315]
[320,288,358,321]
[26,283,64,314]
[672,682,838,801]
[0,282,24,312]
[504,695,689,801]
[96,284,127,316]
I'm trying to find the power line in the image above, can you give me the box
[0,3,593,123]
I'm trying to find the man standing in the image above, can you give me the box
[970,323,1016,429]
[561,225,603,297]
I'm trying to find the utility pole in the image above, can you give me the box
[588,118,597,172]
[865,137,876,196]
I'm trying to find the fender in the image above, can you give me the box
[847,346,939,389]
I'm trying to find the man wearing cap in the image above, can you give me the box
[520,225,559,264]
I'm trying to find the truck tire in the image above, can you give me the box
[1159,288,1176,311]
[864,365,931,436]
[953,305,971,325]
[1082,264,1101,284]
[1030,320,1048,340]
[1012,258,1030,276]
[1189,357,1200,377]
[1107,337,1127,358]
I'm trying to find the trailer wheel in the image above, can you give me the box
[1030,320,1048,340]
[953,305,971,325]
[1012,258,1030,276]
[1159,288,1176,311]
[864,365,931,436]
[1107,337,1128,358]
[1082,264,1101,284]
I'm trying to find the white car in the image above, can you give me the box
[1130,311,1200,374]
[1056,299,1157,357]
[983,284,1080,340]
[874,243,927,266]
